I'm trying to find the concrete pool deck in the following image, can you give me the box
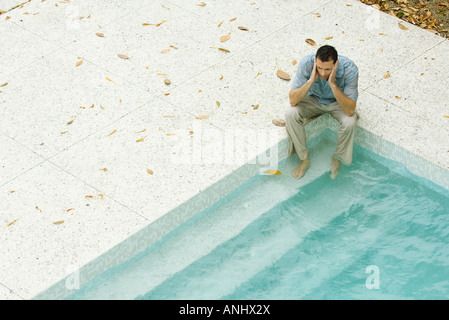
[0,0,448,300]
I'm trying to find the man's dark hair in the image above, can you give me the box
[316,45,338,63]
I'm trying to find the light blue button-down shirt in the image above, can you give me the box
[291,53,359,105]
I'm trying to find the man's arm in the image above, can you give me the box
[289,81,313,107]
[329,84,356,117]
[289,58,318,107]
[328,60,357,117]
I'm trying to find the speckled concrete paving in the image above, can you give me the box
[0,0,448,300]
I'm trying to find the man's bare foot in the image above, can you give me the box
[292,159,310,179]
[330,156,340,179]
[272,118,285,127]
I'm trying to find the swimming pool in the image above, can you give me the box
[66,129,449,300]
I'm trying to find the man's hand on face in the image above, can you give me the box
[309,58,319,84]
[329,60,339,87]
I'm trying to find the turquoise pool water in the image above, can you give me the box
[68,131,449,300]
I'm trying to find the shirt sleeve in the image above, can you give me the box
[291,56,313,90]
[343,64,359,102]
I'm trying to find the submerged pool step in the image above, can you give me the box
[70,137,339,300]
[138,170,383,299]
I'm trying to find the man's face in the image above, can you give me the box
[316,58,335,80]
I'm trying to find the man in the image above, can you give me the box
[284,45,359,179]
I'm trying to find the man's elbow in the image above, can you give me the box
[346,101,356,117]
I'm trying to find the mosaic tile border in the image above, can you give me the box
[33,114,449,299]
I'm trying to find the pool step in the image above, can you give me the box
[71,137,340,299]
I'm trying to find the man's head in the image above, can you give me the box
[315,45,338,80]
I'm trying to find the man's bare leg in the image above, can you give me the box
[292,159,310,179]
[330,156,340,179]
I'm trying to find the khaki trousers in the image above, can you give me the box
[285,95,359,165]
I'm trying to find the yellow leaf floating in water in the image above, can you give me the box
[264,169,282,175]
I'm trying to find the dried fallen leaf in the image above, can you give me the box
[197,2,206,6]
[118,53,129,59]
[137,128,146,133]
[107,129,116,136]
[164,78,171,85]
[220,33,231,42]
[325,36,333,40]
[398,22,409,30]
[53,220,64,225]
[384,71,391,79]
[66,208,75,212]
[75,60,83,67]
[305,38,317,47]
[276,69,291,81]
[67,118,75,125]
[105,77,116,83]
[136,136,147,142]
[0,82,8,87]
[99,168,108,172]
[264,169,282,175]
[252,104,259,110]
[216,101,220,107]
[443,115,449,118]
[7,218,20,226]
[196,115,209,119]
[275,58,290,81]
[218,47,230,53]
[96,32,104,37]
[161,48,170,53]
[147,168,153,175]
[238,26,249,31]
